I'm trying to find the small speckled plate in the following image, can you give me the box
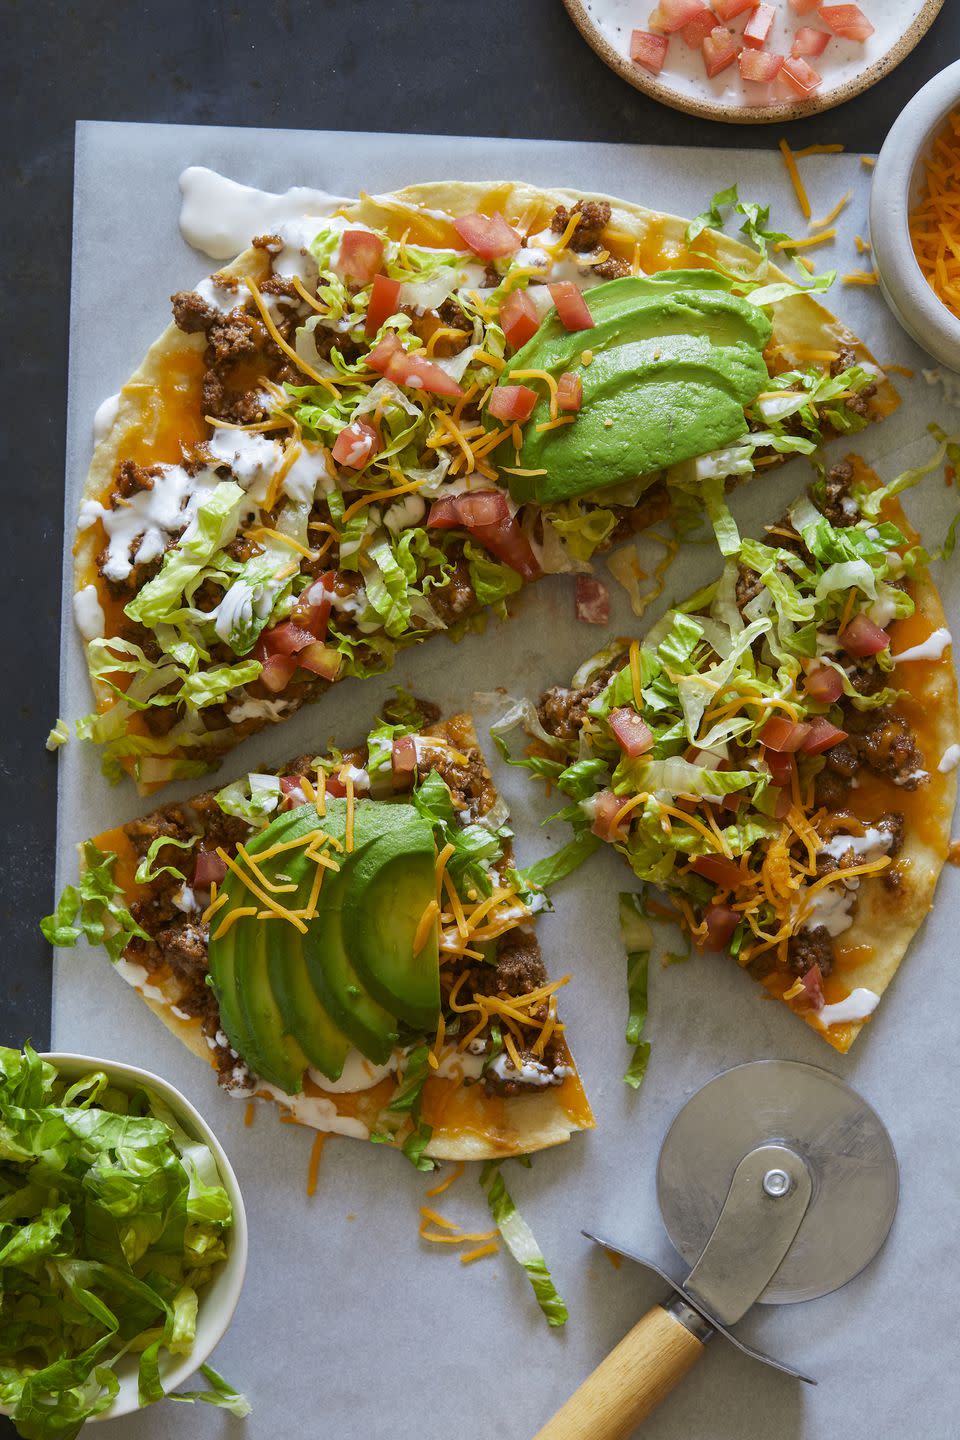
[563,0,945,125]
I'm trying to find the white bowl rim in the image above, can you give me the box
[0,1052,248,1426]
[871,57,960,370]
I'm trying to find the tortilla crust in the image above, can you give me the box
[76,181,898,787]
[795,493,959,1053]
[88,712,594,1161]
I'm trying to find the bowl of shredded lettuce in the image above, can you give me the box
[0,1045,249,1438]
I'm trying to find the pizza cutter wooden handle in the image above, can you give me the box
[532,1300,708,1440]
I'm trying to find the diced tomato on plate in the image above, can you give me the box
[838,613,890,658]
[648,0,711,33]
[711,0,753,19]
[788,0,821,14]
[681,10,718,47]
[739,48,783,82]
[700,903,740,952]
[702,26,741,78]
[365,273,402,337]
[557,371,583,412]
[791,25,830,57]
[819,4,875,41]
[690,854,744,890]
[331,419,382,469]
[608,707,654,757]
[629,29,670,74]
[781,55,822,95]
[742,2,774,45]
[427,490,541,579]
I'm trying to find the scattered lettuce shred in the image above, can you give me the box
[0,1046,243,1440]
[45,720,70,752]
[133,833,197,886]
[619,894,652,1091]
[41,843,149,961]
[479,1162,568,1328]
[370,1044,435,1171]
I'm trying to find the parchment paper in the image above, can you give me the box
[55,121,960,1439]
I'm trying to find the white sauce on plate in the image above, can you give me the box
[938,743,960,774]
[179,166,356,261]
[93,392,120,443]
[308,1051,395,1095]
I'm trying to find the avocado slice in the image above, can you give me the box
[499,273,773,504]
[303,850,400,1065]
[234,910,310,1095]
[342,831,440,1030]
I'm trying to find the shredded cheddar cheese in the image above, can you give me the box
[246,277,340,397]
[842,270,879,286]
[425,1161,465,1199]
[778,138,811,220]
[810,192,851,229]
[306,1132,327,1196]
[773,229,836,252]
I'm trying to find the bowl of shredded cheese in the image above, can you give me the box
[871,58,960,370]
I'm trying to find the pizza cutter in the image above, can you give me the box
[533,1060,898,1440]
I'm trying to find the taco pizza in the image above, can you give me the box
[73,179,897,791]
[44,696,593,1162]
[502,454,958,1053]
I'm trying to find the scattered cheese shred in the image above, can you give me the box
[810,192,851,229]
[246,277,340,397]
[460,1242,499,1265]
[778,138,811,220]
[414,899,441,957]
[306,1132,327,1197]
[211,905,258,941]
[842,270,879,286]
[425,1161,465,1199]
[773,229,836,252]
[794,143,844,158]
[244,1101,256,1127]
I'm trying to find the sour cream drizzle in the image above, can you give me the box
[179,167,356,261]
[814,988,880,1029]
[890,627,952,663]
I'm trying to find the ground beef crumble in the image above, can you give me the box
[537,664,617,743]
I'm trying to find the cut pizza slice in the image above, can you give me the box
[44,698,593,1162]
[73,178,897,791]
[509,453,959,1053]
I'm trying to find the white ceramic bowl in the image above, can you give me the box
[871,58,960,371]
[2,1053,248,1425]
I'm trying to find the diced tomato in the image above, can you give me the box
[763,746,795,788]
[649,0,710,33]
[819,4,874,41]
[297,642,342,680]
[800,716,848,755]
[690,854,745,890]
[839,612,890,658]
[788,0,821,13]
[804,663,844,703]
[774,787,792,820]
[364,273,402,337]
[427,490,540,579]
[332,419,382,469]
[366,332,404,374]
[700,903,740,952]
[261,621,317,657]
[791,25,830,57]
[391,734,418,782]
[295,573,335,641]
[739,48,784,81]
[500,289,540,352]
[384,349,465,398]
[608,708,654,758]
[702,25,741,77]
[742,2,774,44]
[452,211,521,260]
[800,963,825,1010]
[720,790,744,814]
[682,9,718,46]
[259,652,299,694]
[335,230,385,287]
[760,716,812,753]
[549,282,595,332]
[575,574,609,625]
[781,55,822,94]
[193,848,227,889]
[324,774,348,799]
[591,789,627,843]
[279,774,308,809]
[557,371,583,412]
[487,384,539,423]
[712,0,753,18]
[629,29,670,74]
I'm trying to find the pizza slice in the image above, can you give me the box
[73,178,897,791]
[508,453,958,1052]
[44,698,593,1161]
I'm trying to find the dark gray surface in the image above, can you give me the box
[0,1,956,1435]
[2,0,956,1040]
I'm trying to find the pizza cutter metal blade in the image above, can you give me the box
[532,1060,898,1440]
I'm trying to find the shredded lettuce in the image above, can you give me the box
[41,843,150,961]
[133,833,197,886]
[479,1163,568,1328]
[45,719,70,752]
[215,771,283,825]
[370,1045,435,1171]
[619,894,652,1091]
[464,541,523,608]
[0,1047,241,1439]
